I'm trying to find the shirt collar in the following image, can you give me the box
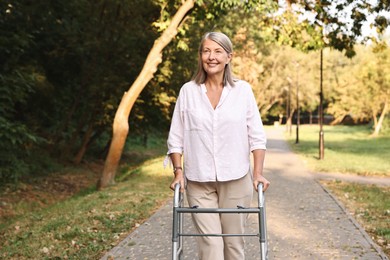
[200,82,233,92]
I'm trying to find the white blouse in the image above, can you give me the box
[166,80,267,182]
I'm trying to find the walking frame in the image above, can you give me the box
[172,183,268,260]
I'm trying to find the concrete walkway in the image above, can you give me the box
[101,127,389,260]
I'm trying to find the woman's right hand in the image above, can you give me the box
[170,170,185,192]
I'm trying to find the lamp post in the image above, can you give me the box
[319,49,325,159]
[295,62,300,144]
[285,78,293,136]
[288,82,291,135]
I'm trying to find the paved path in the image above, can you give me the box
[101,127,389,260]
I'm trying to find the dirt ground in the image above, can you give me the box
[0,161,103,221]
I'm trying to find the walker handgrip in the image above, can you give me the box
[257,183,265,208]
[258,183,263,192]
[173,183,181,207]
[174,183,180,193]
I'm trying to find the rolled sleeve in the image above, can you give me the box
[246,84,267,151]
[167,91,184,155]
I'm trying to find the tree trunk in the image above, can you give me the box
[286,108,295,136]
[330,114,347,125]
[97,0,195,190]
[371,100,388,137]
[73,122,95,164]
[61,111,91,161]
[52,96,79,144]
[372,108,378,130]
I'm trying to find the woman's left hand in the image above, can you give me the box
[253,175,270,192]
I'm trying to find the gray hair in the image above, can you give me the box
[192,32,235,87]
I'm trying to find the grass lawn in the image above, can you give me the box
[322,181,390,256]
[285,124,390,256]
[0,156,173,259]
[285,125,390,176]
[0,133,173,259]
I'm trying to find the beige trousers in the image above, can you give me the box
[186,173,253,260]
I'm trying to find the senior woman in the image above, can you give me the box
[166,31,270,260]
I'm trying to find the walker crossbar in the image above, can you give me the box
[172,183,268,260]
[176,207,261,214]
[179,233,259,237]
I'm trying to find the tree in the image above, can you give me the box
[363,46,390,136]
[97,0,193,189]
[271,0,389,158]
[326,47,364,124]
[0,0,162,182]
[327,45,390,135]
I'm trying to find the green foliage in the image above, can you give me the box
[272,1,389,57]
[0,0,161,182]
[0,67,45,181]
[327,45,390,131]
[0,118,39,181]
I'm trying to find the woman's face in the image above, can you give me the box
[201,39,232,78]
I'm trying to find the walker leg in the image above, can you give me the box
[258,183,268,260]
[172,183,183,260]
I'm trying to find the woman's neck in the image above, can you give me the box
[205,75,224,90]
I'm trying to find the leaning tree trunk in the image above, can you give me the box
[371,100,388,137]
[285,108,295,136]
[97,0,195,190]
[73,122,94,164]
